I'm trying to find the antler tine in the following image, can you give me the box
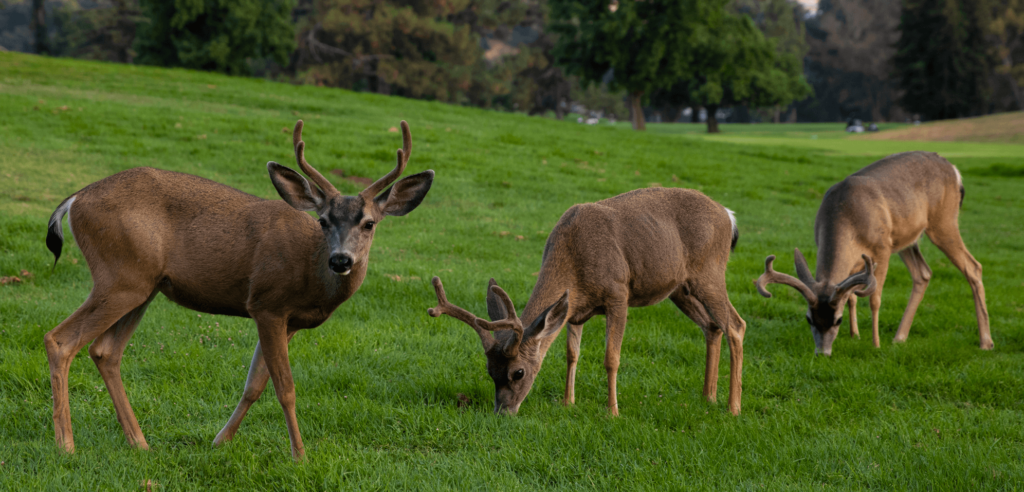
[427,276,481,326]
[292,120,339,197]
[831,254,877,304]
[754,254,819,304]
[359,120,411,200]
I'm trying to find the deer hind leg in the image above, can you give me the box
[868,254,891,349]
[45,287,153,453]
[669,289,720,404]
[563,323,583,406]
[88,290,158,450]
[893,243,933,344]
[214,331,297,447]
[253,314,305,461]
[603,301,628,417]
[691,282,745,416]
[847,296,859,338]
[925,226,993,349]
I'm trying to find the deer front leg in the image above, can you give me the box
[564,323,583,406]
[847,295,859,338]
[253,315,305,461]
[213,331,297,447]
[604,303,628,417]
[869,256,891,349]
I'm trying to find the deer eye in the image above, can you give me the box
[363,221,375,231]
[318,218,328,228]
[512,369,525,381]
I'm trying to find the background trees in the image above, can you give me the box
[549,0,712,130]
[134,0,295,75]
[894,0,992,120]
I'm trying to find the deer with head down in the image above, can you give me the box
[428,187,747,416]
[755,151,992,355]
[43,120,433,460]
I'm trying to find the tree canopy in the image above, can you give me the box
[550,0,718,130]
[135,0,296,75]
[894,0,992,119]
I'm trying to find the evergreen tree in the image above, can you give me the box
[135,0,295,75]
[894,0,992,120]
[550,0,719,130]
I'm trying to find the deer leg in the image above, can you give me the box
[692,285,745,416]
[669,290,720,403]
[868,255,891,349]
[847,296,859,338]
[564,323,583,406]
[88,290,158,450]
[213,331,298,447]
[893,243,933,343]
[45,287,152,453]
[926,227,992,349]
[254,315,305,460]
[603,302,628,417]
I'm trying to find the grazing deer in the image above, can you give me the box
[43,120,433,460]
[755,151,992,355]
[428,187,747,416]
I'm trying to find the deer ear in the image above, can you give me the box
[268,161,326,212]
[374,170,433,217]
[531,290,571,340]
[486,278,508,321]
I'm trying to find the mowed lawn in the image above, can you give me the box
[2,52,1024,490]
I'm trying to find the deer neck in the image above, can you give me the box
[521,270,575,359]
[814,234,864,286]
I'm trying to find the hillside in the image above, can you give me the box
[862,111,1024,144]
[2,52,1023,489]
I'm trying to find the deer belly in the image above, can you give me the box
[158,277,251,318]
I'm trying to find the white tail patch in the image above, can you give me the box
[65,196,76,239]
[725,207,737,231]
[952,164,963,188]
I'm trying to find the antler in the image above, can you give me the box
[428,276,524,356]
[829,254,876,305]
[754,254,819,305]
[360,120,412,200]
[293,120,339,198]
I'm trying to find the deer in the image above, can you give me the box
[754,151,992,356]
[43,120,433,460]
[427,187,747,416]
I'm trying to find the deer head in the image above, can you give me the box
[267,120,433,275]
[755,249,876,355]
[428,277,570,414]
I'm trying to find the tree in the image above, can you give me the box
[894,0,992,120]
[31,0,48,54]
[985,0,1024,109]
[732,0,809,122]
[682,11,811,132]
[54,0,146,63]
[550,0,719,130]
[135,0,295,75]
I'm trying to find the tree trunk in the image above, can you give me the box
[666,106,682,124]
[629,92,646,131]
[773,105,781,123]
[692,106,701,123]
[32,0,49,55]
[706,104,719,133]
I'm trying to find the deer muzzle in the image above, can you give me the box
[329,252,354,275]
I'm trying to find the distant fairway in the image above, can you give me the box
[2,52,1023,489]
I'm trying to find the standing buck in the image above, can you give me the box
[43,120,433,460]
[428,187,747,416]
[755,151,992,355]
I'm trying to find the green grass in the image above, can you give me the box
[2,52,1024,490]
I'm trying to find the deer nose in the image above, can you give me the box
[329,253,353,274]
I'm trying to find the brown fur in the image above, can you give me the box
[43,121,433,460]
[430,187,747,416]
[756,151,992,354]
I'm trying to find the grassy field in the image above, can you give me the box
[2,52,1023,490]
